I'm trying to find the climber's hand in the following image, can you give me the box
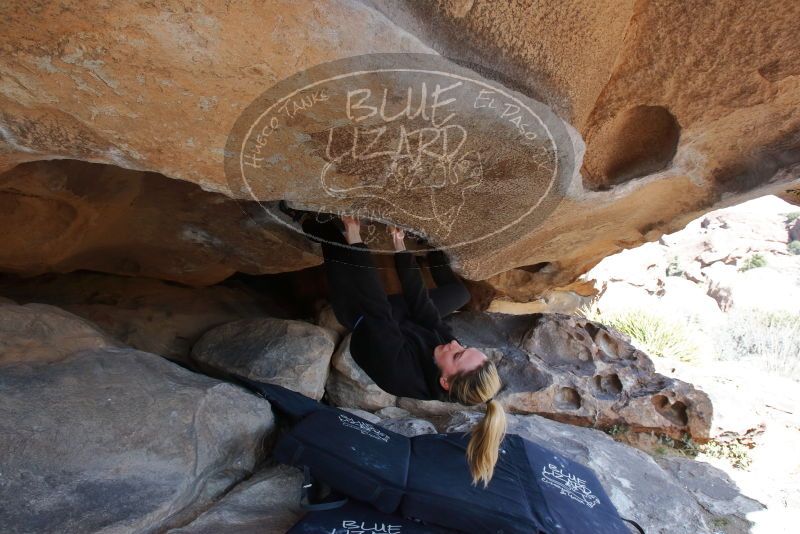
[341,215,362,245]
[389,225,406,252]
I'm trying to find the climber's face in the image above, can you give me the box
[434,339,487,390]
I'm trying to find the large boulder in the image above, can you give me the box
[325,334,399,410]
[192,318,337,400]
[465,312,711,439]
[0,347,274,533]
[0,271,283,361]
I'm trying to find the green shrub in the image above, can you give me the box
[580,305,699,361]
[665,256,683,277]
[785,211,800,223]
[789,240,800,255]
[738,253,767,271]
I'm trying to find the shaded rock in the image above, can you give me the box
[378,417,438,437]
[314,302,348,342]
[325,334,398,410]
[192,318,336,400]
[0,348,274,534]
[0,271,282,361]
[446,411,714,534]
[0,160,319,285]
[375,406,411,419]
[0,301,121,365]
[169,465,304,534]
[655,455,763,531]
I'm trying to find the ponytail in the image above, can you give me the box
[448,360,507,487]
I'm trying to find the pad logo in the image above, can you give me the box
[338,414,390,442]
[541,464,600,509]
[336,520,402,533]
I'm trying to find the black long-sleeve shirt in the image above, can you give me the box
[348,250,454,401]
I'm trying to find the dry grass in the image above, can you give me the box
[712,308,800,380]
[579,304,700,362]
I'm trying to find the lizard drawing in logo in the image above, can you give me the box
[319,120,484,240]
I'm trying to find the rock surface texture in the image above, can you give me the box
[0,304,274,534]
[192,317,337,399]
[0,300,122,364]
[326,311,712,440]
[0,270,284,361]
[0,1,797,293]
[169,465,304,534]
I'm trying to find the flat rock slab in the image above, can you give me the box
[0,348,274,534]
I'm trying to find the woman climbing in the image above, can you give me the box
[290,207,507,487]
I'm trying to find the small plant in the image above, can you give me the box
[657,434,676,448]
[665,256,683,277]
[605,423,629,438]
[789,240,800,255]
[784,211,800,223]
[701,438,752,469]
[738,253,767,272]
[711,516,730,529]
[679,433,701,457]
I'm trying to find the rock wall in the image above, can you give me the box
[0,0,798,292]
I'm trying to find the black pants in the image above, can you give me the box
[303,218,470,330]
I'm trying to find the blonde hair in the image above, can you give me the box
[447,360,506,487]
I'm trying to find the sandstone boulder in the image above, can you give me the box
[0,348,274,533]
[169,465,304,534]
[192,318,337,400]
[0,271,282,361]
[325,334,399,410]
[0,160,319,285]
[476,312,711,439]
